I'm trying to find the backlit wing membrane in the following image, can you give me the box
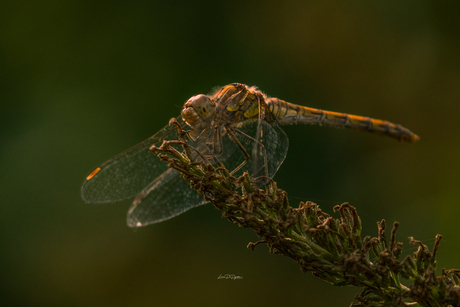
[81,116,185,203]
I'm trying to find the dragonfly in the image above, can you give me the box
[81,83,419,228]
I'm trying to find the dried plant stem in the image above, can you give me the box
[151,120,460,307]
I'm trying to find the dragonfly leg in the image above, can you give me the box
[197,126,223,157]
[166,120,212,167]
[224,127,250,175]
[186,126,212,143]
[228,127,269,178]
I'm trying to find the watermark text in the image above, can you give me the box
[217,274,243,280]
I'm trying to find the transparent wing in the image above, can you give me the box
[82,108,288,227]
[127,168,207,227]
[259,120,289,178]
[81,116,185,203]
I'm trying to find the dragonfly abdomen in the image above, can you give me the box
[267,97,419,142]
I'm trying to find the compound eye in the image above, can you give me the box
[181,94,216,130]
[189,94,215,119]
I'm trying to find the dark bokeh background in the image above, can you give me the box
[1,1,459,306]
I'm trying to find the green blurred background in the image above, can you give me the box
[1,1,459,306]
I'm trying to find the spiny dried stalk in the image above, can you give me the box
[151,119,460,307]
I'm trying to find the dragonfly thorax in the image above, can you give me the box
[181,94,216,130]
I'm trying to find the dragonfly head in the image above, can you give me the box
[182,94,216,130]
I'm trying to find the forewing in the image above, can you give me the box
[81,116,184,203]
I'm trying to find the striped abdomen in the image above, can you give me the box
[266,97,419,142]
